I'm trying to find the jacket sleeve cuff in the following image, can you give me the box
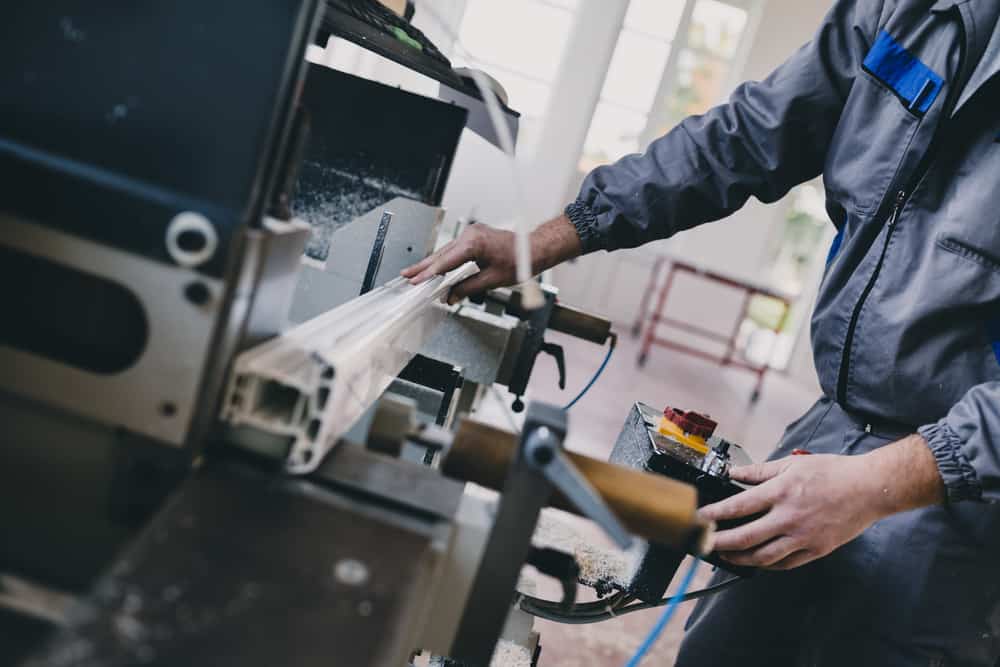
[917,421,982,503]
[564,199,605,254]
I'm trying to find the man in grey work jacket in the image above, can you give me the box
[404,0,1000,663]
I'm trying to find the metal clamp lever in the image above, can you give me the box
[450,403,634,666]
[522,426,632,549]
[539,341,566,390]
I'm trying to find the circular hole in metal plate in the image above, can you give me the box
[165,212,217,268]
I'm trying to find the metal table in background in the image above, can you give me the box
[632,257,795,403]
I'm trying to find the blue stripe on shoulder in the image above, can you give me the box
[863,30,943,114]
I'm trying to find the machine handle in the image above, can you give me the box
[548,302,612,345]
[539,341,566,390]
[442,420,710,551]
[488,288,613,345]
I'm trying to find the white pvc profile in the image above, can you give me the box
[222,262,478,473]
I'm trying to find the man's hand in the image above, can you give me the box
[400,215,582,305]
[700,435,945,570]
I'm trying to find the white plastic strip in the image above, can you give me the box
[222,262,478,473]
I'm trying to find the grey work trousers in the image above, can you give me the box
[676,398,1000,667]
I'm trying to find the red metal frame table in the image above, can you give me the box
[632,256,794,403]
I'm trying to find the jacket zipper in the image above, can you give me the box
[834,8,968,406]
[835,190,905,404]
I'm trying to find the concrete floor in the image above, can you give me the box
[473,327,821,666]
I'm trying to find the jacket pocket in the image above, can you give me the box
[937,237,1000,365]
[825,58,924,217]
[936,237,1000,274]
[861,30,944,116]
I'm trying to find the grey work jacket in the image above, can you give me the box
[566,0,1000,503]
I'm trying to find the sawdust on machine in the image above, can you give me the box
[532,510,641,589]
[489,639,533,667]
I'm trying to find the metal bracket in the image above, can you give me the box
[448,403,559,665]
[523,426,631,549]
[499,288,557,412]
[360,210,393,295]
[448,403,631,665]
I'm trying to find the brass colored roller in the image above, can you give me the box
[442,419,712,552]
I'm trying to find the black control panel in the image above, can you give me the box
[609,402,754,603]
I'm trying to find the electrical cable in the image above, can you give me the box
[624,558,700,666]
[518,573,741,625]
[522,590,629,614]
[563,332,617,410]
[520,576,737,621]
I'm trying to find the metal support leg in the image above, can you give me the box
[448,406,567,666]
[721,289,753,367]
[632,257,664,338]
[750,370,766,404]
[638,262,676,367]
[749,298,791,405]
[448,404,632,665]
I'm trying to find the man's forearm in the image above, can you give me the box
[529,215,582,275]
[862,435,946,517]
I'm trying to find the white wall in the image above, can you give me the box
[438,0,630,234]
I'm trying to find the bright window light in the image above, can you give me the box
[600,30,672,113]
[625,0,686,41]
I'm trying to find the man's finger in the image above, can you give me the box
[699,483,776,522]
[401,242,452,279]
[765,549,815,571]
[720,537,799,568]
[729,459,789,485]
[710,514,783,552]
[410,243,475,284]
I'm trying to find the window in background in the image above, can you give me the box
[450,0,578,159]
[738,182,830,369]
[578,0,684,173]
[655,0,748,133]
[578,0,753,173]
[766,183,829,295]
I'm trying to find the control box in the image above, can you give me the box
[608,402,754,602]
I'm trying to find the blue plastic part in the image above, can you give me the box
[863,30,943,114]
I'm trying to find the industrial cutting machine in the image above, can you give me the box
[0,3,723,665]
